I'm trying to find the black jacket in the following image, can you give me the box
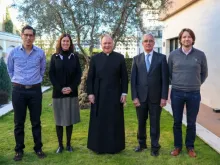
[49,51,82,98]
[131,51,169,103]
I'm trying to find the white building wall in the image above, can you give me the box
[162,0,220,108]
[115,8,163,57]
[0,32,21,62]
[140,9,163,54]
[115,41,138,57]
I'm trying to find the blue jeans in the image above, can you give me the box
[171,88,201,149]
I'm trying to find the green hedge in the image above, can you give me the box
[0,58,12,104]
[41,56,133,86]
[125,58,133,82]
[42,60,51,86]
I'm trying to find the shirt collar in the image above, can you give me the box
[144,50,153,56]
[19,45,37,51]
[182,47,192,55]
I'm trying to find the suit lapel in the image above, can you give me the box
[148,51,157,74]
[140,53,148,73]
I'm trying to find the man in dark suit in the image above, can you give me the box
[131,34,169,156]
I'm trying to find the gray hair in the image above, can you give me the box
[100,34,113,42]
[142,33,155,42]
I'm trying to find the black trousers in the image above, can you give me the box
[136,99,162,150]
[12,85,43,152]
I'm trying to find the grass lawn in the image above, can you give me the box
[0,88,219,165]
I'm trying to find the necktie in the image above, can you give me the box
[146,54,151,72]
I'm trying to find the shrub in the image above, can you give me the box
[42,60,51,86]
[125,58,133,82]
[0,57,11,104]
[0,91,9,105]
[4,7,13,33]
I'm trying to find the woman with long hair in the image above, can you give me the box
[49,34,82,153]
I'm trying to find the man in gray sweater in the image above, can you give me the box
[168,28,208,157]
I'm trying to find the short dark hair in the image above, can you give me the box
[178,28,195,46]
[21,25,36,36]
[56,33,74,54]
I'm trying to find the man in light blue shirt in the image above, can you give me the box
[7,25,46,161]
[7,45,45,85]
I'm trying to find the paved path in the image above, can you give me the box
[165,89,220,154]
[0,86,50,117]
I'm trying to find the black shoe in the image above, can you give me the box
[66,146,73,152]
[35,150,46,159]
[56,146,64,153]
[13,152,23,161]
[134,145,147,152]
[151,150,159,157]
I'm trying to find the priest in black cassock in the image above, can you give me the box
[86,34,128,154]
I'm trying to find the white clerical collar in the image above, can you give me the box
[104,51,112,56]
[182,47,192,55]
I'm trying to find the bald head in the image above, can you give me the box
[101,34,113,42]
[101,34,114,54]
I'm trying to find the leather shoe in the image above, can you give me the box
[66,146,73,152]
[151,150,159,157]
[134,145,147,152]
[187,148,196,157]
[35,150,46,159]
[13,152,23,161]
[170,148,182,156]
[56,146,64,153]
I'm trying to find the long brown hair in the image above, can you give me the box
[56,33,74,54]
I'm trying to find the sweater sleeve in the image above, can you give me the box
[201,53,208,84]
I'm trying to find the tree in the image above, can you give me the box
[83,48,102,56]
[35,33,57,56]
[13,0,171,108]
[4,7,13,33]
[0,57,12,105]
[125,52,129,58]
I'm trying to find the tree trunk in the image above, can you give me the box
[78,63,90,109]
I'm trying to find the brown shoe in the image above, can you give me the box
[187,148,196,157]
[171,148,182,156]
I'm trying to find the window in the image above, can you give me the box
[154,47,162,53]
[158,47,161,53]
[158,30,162,38]
[170,38,179,52]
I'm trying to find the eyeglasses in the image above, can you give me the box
[143,40,154,43]
[23,34,34,38]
